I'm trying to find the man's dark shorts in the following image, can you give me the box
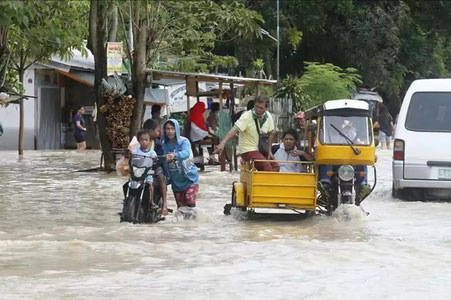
[74,133,85,143]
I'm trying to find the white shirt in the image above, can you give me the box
[190,122,208,142]
[274,144,303,173]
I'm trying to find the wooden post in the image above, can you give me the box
[186,76,190,116]
[186,97,190,117]
[230,82,237,172]
[218,81,223,108]
[218,81,226,171]
[196,79,200,103]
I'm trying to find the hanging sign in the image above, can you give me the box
[107,42,123,76]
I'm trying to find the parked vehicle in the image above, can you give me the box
[392,79,451,200]
[352,89,383,146]
[352,89,383,118]
[120,154,166,223]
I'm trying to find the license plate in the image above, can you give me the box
[438,168,451,180]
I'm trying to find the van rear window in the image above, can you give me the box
[406,92,451,132]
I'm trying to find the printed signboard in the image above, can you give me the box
[107,42,123,76]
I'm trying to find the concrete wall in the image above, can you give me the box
[0,69,36,150]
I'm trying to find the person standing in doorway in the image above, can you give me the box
[73,106,87,152]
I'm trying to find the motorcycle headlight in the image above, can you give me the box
[338,165,354,181]
[133,166,146,177]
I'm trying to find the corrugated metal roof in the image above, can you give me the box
[50,48,95,71]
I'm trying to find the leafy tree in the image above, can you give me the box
[87,0,116,170]
[332,1,409,102]
[299,62,362,106]
[2,0,88,156]
[88,0,263,170]
[0,1,31,93]
[122,0,263,137]
[217,0,305,79]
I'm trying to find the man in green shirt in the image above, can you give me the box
[215,96,277,171]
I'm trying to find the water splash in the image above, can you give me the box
[332,204,367,221]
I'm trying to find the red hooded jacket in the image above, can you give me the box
[188,102,208,131]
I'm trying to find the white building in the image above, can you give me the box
[0,49,97,150]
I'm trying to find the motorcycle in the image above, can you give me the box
[120,154,168,224]
[318,165,374,214]
[304,99,377,215]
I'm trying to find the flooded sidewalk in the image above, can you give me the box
[0,150,450,299]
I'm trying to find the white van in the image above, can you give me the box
[392,79,451,200]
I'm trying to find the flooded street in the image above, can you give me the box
[1,150,451,299]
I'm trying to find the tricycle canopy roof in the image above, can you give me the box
[146,69,277,86]
[145,69,277,116]
[305,99,370,119]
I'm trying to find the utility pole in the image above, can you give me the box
[276,0,280,83]
[260,0,280,82]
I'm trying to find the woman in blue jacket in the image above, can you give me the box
[162,119,199,208]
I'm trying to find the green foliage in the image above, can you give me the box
[287,28,303,48]
[169,112,187,131]
[161,54,238,73]
[210,55,238,70]
[334,2,408,99]
[174,58,197,73]
[6,0,89,79]
[240,82,274,99]
[4,69,24,94]
[275,75,311,112]
[253,59,265,71]
[299,62,362,106]
[221,0,451,110]
[127,0,263,73]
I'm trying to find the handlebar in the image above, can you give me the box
[130,153,177,162]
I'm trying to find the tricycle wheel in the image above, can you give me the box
[231,183,237,207]
[224,203,232,215]
[305,210,315,217]
[224,183,238,216]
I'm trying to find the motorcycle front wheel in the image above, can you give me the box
[122,194,138,223]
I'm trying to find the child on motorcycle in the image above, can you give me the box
[129,119,170,216]
[132,129,158,198]
[145,119,170,216]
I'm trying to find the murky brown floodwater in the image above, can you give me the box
[0,150,450,299]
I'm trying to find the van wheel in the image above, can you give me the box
[392,182,398,198]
